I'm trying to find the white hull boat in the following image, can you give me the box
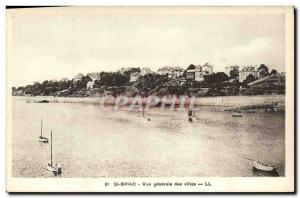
[242,157,278,175]
[47,130,62,175]
[232,110,243,117]
[38,120,48,143]
[38,136,48,143]
[253,161,278,173]
[47,162,62,174]
[243,129,279,176]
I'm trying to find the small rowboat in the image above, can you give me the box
[232,114,242,117]
[36,100,49,103]
[232,110,243,117]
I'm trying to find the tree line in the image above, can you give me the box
[12,64,281,97]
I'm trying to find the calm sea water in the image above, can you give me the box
[12,97,285,177]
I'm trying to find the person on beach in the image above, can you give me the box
[188,110,193,122]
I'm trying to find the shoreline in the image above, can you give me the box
[14,95,285,107]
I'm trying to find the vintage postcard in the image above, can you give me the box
[6,6,294,192]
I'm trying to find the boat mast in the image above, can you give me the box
[50,130,53,166]
[41,120,43,137]
[257,147,260,162]
[257,133,260,162]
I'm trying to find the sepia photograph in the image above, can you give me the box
[6,6,294,192]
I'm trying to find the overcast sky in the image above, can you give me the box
[7,7,286,87]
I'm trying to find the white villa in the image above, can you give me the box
[130,72,141,82]
[186,63,213,82]
[86,81,95,89]
[157,66,184,79]
[86,73,101,89]
[239,66,258,82]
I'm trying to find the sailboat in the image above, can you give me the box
[46,130,62,175]
[253,161,278,172]
[242,135,279,175]
[242,157,278,174]
[38,120,48,143]
[254,141,278,174]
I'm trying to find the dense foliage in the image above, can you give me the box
[12,64,285,97]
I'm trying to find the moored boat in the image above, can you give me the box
[38,120,48,143]
[36,100,49,103]
[232,110,243,117]
[47,161,62,175]
[242,157,279,175]
[253,161,278,173]
[47,130,62,175]
[39,136,48,143]
[232,114,243,117]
